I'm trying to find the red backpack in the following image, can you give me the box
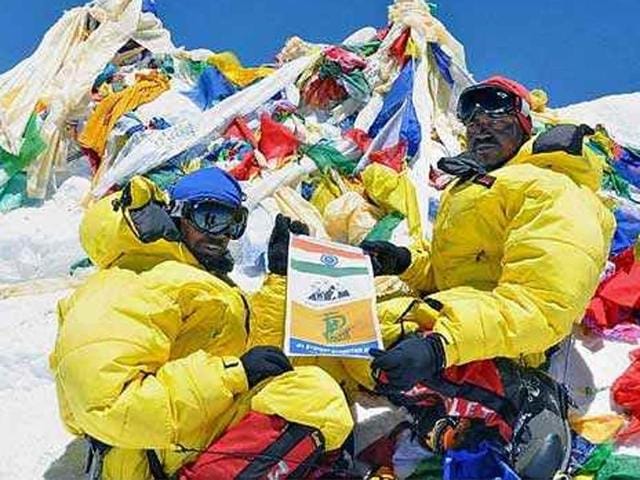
[179,411,325,480]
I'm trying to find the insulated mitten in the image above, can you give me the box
[267,214,310,275]
[371,335,446,391]
[532,123,595,156]
[437,151,487,181]
[129,202,182,243]
[360,240,412,276]
[240,346,293,389]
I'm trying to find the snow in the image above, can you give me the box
[555,92,640,149]
[0,94,639,478]
[0,177,90,284]
[0,290,82,479]
[0,175,91,479]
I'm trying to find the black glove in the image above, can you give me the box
[267,214,310,275]
[128,202,182,243]
[360,240,411,276]
[240,346,293,389]
[370,335,446,391]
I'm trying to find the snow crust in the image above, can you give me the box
[556,92,640,149]
[0,177,90,284]
[0,290,80,479]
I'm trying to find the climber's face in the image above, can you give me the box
[466,112,525,170]
[179,218,233,273]
[180,218,230,257]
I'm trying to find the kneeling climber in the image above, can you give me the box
[50,167,353,480]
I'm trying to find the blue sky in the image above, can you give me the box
[1,1,638,106]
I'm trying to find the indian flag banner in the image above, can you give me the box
[284,236,382,359]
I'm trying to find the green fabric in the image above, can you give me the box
[341,69,371,103]
[186,59,208,80]
[154,54,175,76]
[579,443,615,474]
[364,212,405,242]
[302,142,358,176]
[603,169,634,201]
[290,259,369,277]
[318,59,371,103]
[407,455,443,480]
[0,113,46,186]
[145,166,184,191]
[597,455,640,480]
[585,139,639,202]
[587,139,611,160]
[579,443,640,480]
[0,172,27,213]
[318,60,342,79]
[347,41,381,58]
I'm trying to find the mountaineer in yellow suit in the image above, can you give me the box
[250,78,616,399]
[50,167,353,480]
[366,76,615,380]
[361,77,615,478]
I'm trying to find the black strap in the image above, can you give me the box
[111,182,133,212]
[146,450,170,480]
[84,438,169,480]
[239,292,251,336]
[236,424,324,480]
[85,437,112,480]
[394,299,420,346]
[287,434,325,479]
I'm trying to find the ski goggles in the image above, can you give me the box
[457,85,521,124]
[180,200,248,240]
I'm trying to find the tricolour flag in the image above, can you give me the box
[285,236,382,359]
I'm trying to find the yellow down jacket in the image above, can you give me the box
[79,176,420,393]
[51,179,353,480]
[400,133,615,367]
[79,176,201,272]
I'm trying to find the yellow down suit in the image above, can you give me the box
[50,177,352,480]
[251,130,615,388]
[400,133,615,367]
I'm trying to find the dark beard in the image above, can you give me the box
[194,249,235,275]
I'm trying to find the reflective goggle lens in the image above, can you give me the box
[457,86,518,124]
[189,201,247,239]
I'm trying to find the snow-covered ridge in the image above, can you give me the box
[556,92,640,149]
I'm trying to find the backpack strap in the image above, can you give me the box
[236,423,325,480]
[85,437,111,480]
[146,450,171,480]
[84,437,170,480]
